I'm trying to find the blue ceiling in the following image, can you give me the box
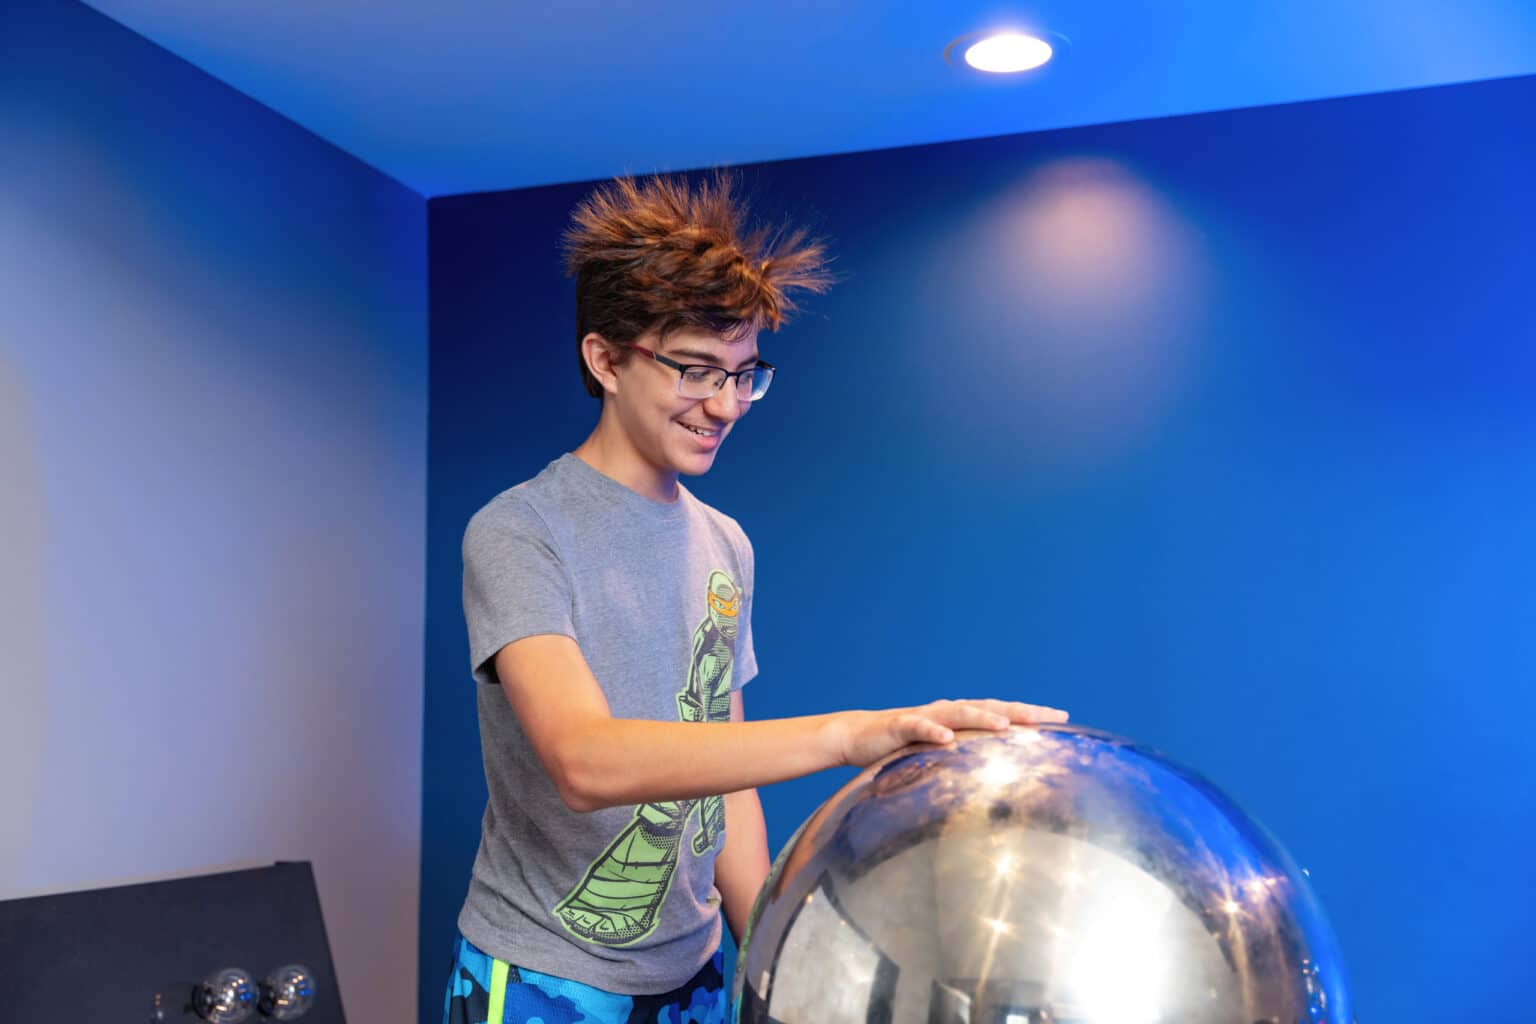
[81,0,1536,198]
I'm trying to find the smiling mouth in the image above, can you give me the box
[679,423,718,438]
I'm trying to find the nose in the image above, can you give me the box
[704,380,747,421]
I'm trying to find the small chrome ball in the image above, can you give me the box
[260,963,317,1020]
[192,967,258,1024]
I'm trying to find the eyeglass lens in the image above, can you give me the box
[677,366,773,401]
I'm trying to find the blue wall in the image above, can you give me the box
[423,74,1536,1020]
[1,2,428,1019]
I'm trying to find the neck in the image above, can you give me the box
[572,407,680,503]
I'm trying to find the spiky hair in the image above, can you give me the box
[563,173,833,397]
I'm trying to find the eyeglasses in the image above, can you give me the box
[622,343,776,401]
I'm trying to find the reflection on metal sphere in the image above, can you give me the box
[192,967,258,1023]
[260,963,318,1020]
[734,725,1351,1023]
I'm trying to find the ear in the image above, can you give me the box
[581,332,622,396]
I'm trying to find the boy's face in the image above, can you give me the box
[610,324,760,482]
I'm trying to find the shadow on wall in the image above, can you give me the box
[0,354,46,893]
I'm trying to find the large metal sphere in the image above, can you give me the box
[734,725,1350,1024]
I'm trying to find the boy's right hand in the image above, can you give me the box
[831,699,1069,768]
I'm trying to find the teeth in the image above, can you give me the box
[682,424,716,437]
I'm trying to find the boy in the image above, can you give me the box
[447,174,1066,1024]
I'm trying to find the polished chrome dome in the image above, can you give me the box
[735,725,1350,1024]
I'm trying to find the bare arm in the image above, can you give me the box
[714,690,772,945]
[495,634,1067,812]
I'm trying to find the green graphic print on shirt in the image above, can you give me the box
[553,569,740,947]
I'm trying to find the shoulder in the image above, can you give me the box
[466,488,542,537]
[464,463,567,554]
[683,490,754,563]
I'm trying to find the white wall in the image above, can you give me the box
[1,2,427,1018]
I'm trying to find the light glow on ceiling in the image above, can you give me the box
[964,32,1054,73]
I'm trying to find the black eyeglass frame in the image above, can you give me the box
[621,342,776,401]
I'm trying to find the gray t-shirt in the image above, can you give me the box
[457,453,757,994]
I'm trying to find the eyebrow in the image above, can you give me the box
[669,349,761,371]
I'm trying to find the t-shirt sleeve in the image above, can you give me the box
[462,496,575,686]
[734,527,758,690]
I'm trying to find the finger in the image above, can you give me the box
[1007,702,1068,724]
[992,700,1068,724]
[956,699,1069,725]
[897,713,955,745]
[927,701,1009,731]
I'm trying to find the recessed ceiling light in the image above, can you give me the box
[963,31,1054,73]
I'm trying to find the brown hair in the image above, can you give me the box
[563,173,832,397]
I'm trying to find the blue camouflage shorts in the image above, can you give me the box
[443,934,730,1024]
